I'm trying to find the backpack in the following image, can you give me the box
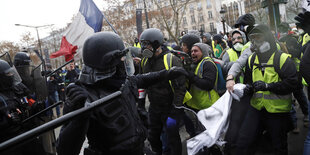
[211,59,227,95]
[248,51,284,79]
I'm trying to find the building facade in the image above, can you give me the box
[102,0,224,44]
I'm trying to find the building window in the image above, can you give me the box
[189,4,195,13]
[200,24,205,32]
[192,26,197,30]
[183,17,187,25]
[210,22,215,32]
[199,14,204,22]
[208,11,213,19]
[206,0,212,8]
[197,2,202,10]
[191,15,196,23]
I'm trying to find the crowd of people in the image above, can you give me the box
[0,10,310,155]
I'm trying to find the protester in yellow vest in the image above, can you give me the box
[133,37,141,48]
[186,43,219,111]
[235,24,298,155]
[222,30,247,63]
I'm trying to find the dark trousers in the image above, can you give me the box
[293,88,309,115]
[148,107,182,155]
[224,95,251,154]
[234,106,290,155]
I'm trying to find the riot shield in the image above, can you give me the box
[15,65,34,92]
[124,51,135,76]
[32,63,48,101]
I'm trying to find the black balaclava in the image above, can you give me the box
[249,24,277,63]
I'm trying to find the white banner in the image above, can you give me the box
[302,0,310,11]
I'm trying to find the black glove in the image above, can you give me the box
[8,111,21,125]
[166,66,188,80]
[243,84,253,96]
[295,11,310,34]
[65,83,88,111]
[253,81,269,92]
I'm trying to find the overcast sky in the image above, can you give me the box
[0,0,105,43]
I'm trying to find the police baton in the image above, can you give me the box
[46,59,74,77]
[0,91,122,152]
[22,101,63,124]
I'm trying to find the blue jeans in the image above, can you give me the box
[293,88,309,116]
[49,91,60,116]
[304,101,310,155]
[290,105,297,128]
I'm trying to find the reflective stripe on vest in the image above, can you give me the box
[248,52,292,113]
[186,57,219,110]
[163,53,192,104]
[141,53,192,104]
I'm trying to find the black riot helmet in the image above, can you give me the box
[83,31,125,70]
[0,60,15,89]
[80,32,127,84]
[139,28,164,52]
[14,52,34,90]
[14,52,31,66]
[234,14,255,28]
[181,33,200,52]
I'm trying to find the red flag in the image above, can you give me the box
[50,37,77,62]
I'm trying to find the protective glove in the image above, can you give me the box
[65,83,88,111]
[8,109,22,124]
[253,81,269,92]
[243,84,254,96]
[295,11,310,34]
[166,66,188,80]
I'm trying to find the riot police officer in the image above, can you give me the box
[56,31,187,155]
[0,59,46,155]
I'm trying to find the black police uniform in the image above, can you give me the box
[140,28,186,155]
[56,32,187,155]
[0,60,46,155]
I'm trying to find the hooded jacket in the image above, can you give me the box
[189,43,217,91]
[244,24,298,95]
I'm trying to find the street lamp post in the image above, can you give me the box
[15,24,53,73]
[220,7,227,35]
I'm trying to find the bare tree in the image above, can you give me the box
[20,31,35,48]
[252,2,268,24]
[102,0,137,44]
[0,41,20,61]
[287,0,302,15]
[151,0,193,44]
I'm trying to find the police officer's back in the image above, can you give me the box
[56,32,187,155]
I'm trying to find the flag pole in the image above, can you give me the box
[102,13,118,34]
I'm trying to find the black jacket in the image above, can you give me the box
[300,42,310,84]
[189,60,217,91]
[57,69,175,155]
[140,47,186,111]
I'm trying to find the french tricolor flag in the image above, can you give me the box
[50,0,103,61]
